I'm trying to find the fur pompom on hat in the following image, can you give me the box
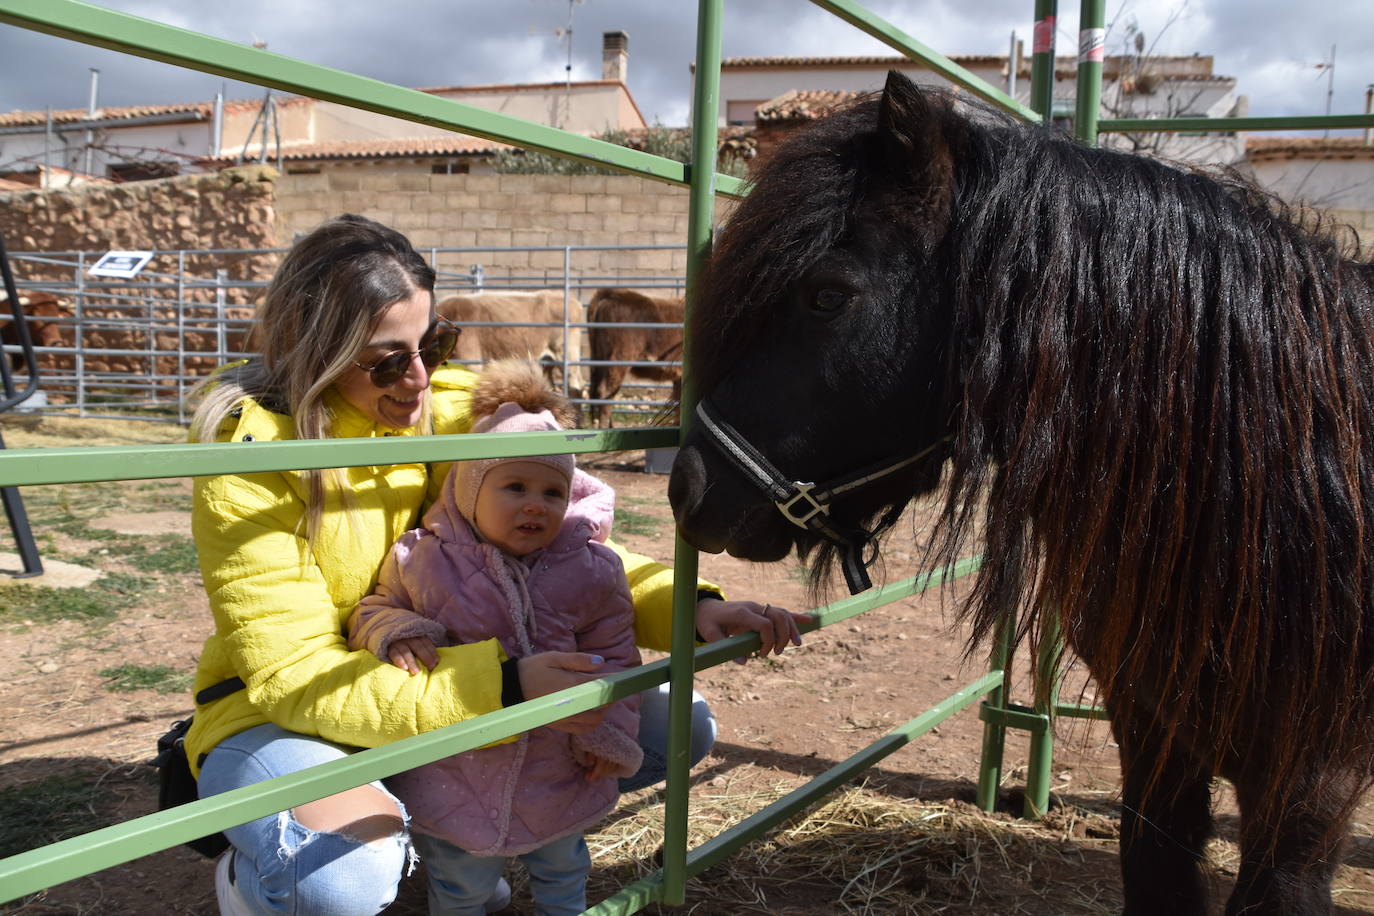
[456,361,579,522]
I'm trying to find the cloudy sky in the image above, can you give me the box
[0,0,1369,132]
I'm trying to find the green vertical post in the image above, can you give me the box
[660,0,723,905]
[1018,0,1066,820]
[1074,0,1106,143]
[976,0,1058,815]
[975,610,1016,811]
[1022,0,1105,820]
[1029,0,1058,121]
[1023,614,1064,817]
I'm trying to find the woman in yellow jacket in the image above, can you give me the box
[188,214,803,916]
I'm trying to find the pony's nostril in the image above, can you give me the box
[668,445,706,523]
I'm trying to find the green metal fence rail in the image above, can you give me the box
[2,0,1371,911]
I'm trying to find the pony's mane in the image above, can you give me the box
[937,97,1374,825]
[698,87,1374,831]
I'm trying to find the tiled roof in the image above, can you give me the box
[722,55,1007,68]
[1246,137,1374,161]
[416,79,624,95]
[0,82,630,129]
[0,95,303,128]
[756,89,864,122]
[719,54,1227,84]
[197,134,509,167]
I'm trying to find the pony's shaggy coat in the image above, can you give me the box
[674,71,1374,914]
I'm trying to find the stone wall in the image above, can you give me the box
[0,166,278,384]
[0,164,278,257]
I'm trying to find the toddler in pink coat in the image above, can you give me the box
[348,361,641,916]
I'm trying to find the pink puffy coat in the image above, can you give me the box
[348,467,641,856]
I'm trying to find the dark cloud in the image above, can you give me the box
[1,1,1367,126]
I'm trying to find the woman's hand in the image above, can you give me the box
[516,651,608,734]
[694,598,811,663]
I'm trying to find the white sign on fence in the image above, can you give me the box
[87,250,154,279]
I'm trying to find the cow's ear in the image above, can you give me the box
[876,70,960,231]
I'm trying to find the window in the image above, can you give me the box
[432,162,470,175]
[726,100,766,126]
[107,161,179,182]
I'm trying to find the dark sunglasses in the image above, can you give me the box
[353,316,461,387]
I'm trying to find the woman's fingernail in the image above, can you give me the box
[590,655,604,665]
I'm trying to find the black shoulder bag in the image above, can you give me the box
[151,676,245,858]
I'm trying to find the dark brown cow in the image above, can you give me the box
[0,291,69,374]
[436,290,583,395]
[586,288,683,428]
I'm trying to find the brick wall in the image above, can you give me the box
[275,171,737,286]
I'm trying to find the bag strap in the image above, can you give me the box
[195,676,246,705]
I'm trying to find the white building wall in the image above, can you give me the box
[720,63,1005,124]
[1250,158,1374,213]
[722,60,1240,168]
[0,118,215,178]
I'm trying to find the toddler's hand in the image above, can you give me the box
[580,751,618,782]
[388,636,440,675]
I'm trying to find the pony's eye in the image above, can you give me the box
[813,288,851,312]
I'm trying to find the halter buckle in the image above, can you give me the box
[777,482,830,528]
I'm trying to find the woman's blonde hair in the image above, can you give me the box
[190,214,437,546]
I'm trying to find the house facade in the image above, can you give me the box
[1245,137,1374,245]
[719,52,1245,166]
[0,32,644,185]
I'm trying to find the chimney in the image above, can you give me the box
[602,31,628,83]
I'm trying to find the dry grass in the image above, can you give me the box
[578,778,1129,915]
[388,776,1132,916]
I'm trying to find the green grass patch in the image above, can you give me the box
[0,572,151,625]
[23,479,191,526]
[53,518,124,540]
[615,506,663,537]
[72,534,199,575]
[99,663,194,694]
[125,536,200,575]
[0,772,118,858]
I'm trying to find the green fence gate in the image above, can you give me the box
[1,0,1371,912]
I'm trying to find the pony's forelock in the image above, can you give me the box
[692,100,883,395]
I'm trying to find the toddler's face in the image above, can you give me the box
[473,461,570,556]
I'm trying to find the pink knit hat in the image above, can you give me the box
[454,360,580,522]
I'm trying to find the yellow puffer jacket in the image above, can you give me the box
[185,364,711,775]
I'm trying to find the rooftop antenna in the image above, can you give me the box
[1313,43,1336,138]
[238,36,283,170]
[83,68,99,177]
[552,0,584,129]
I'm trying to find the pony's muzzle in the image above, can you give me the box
[668,444,723,552]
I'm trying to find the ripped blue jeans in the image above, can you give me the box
[197,723,413,916]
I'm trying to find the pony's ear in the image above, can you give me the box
[877,70,936,159]
[876,70,959,228]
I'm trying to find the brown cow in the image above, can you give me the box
[586,288,683,428]
[0,291,70,374]
[436,290,583,396]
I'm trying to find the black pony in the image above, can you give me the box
[669,71,1374,915]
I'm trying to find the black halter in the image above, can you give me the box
[693,399,947,594]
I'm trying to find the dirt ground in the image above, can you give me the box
[2,414,1374,915]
